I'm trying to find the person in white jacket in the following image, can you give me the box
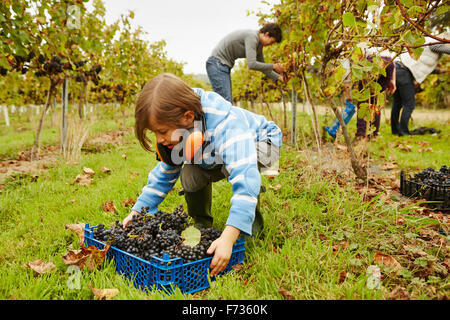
[391,33,449,136]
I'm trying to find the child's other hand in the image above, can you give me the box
[122,210,140,229]
[207,226,240,277]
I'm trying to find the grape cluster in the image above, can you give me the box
[413,165,450,187]
[0,51,36,76]
[93,204,223,263]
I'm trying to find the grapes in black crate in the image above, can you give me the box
[93,204,222,262]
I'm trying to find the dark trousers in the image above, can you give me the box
[356,98,381,137]
[180,164,263,237]
[206,56,233,103]
[391,62,416,135]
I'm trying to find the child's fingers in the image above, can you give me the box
[207,240,217,255]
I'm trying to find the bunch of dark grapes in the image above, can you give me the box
[413,165,450,187]
[93,204,223,263]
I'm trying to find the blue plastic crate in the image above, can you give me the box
[84,223,245,294]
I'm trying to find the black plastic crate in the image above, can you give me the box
[400,171,449,211]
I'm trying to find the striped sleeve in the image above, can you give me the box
[131,162,182,214]
[216,126,261,235]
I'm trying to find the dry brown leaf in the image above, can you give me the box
[417,141,430,147]
[394,216,406,225]
[389,286,410,300]
[83,167,95,176]
[381,162,398,170]
[89,283,120,300]
[373,252,402,272]
[65,222,86,246]
[102,201,117,214]
[278,287,295,300]
[73,173,93,186]
[338,270,347,283]
[332,241,348,255]
[25,259,55,275]
[231,264,243,271]
[62,244,110,271]
[318,234,327,241]
[418,148,433,153]
[121,198,136,207]
[100,167,111,173]
[269,184,282,191]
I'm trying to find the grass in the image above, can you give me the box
[0,104,449,300]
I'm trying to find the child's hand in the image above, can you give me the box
[122,210,140,229]
[207,225,240,277]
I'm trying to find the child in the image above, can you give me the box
[122,73,282,276]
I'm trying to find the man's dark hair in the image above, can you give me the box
[259,23,282,43]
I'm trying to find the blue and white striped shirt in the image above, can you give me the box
[131,88,282,235]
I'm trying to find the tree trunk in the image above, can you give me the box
[31,82,55,161]
[329,99,367,181]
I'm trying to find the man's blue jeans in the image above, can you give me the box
[206,56,233,103]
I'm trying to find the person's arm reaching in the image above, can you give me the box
[245,34,280,81]
[123,162,182,228]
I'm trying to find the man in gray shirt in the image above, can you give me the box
[206,23,287,103]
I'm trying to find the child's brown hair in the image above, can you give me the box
[135,73,203,152]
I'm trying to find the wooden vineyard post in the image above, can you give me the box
[291,87,297,146]
[3,105,10,127]
[61,78,69,154]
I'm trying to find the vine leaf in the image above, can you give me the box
[181,226,201,248]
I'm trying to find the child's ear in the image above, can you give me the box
[180,110,195,127]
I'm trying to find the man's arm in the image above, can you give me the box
[430,43,450,55]
[245,35,279,81]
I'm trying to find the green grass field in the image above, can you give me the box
[0,106,448,300]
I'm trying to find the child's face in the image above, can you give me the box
[153,123,183,149]
[151,110,195,149]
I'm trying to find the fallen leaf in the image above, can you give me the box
[269,184,282,191]
[62,244,110,271]
[338,270,347,283]
[278,287,295,300]
[121,198,136,207]
[102,201,117,214]
[417,141,430,146]
[100,167,111,173]
[394,216,406,225]
[89,283,119,300]
[318,234,327,241]
[65,222,86,246]
[73,173,93,186]
[25,259,55,275]
[381,162,397,170]
[231,264,243,271]
[83,167,95,176]
[373,252,402,272]
[395,142,412,152]
[268,242,278,253]
[418,148,433,153]
[389,286,410,300]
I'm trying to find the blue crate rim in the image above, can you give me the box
[84,223,245,269]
